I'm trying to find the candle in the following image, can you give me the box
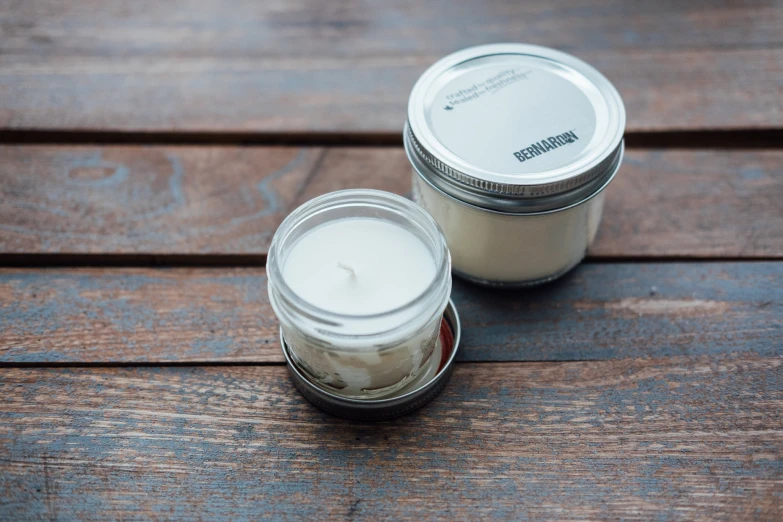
[267,190,451,399]
[406,44,625,286]
[283,218,436,316]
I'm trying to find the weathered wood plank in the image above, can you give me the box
[2,147,782,257]
[1,1,781,133]
[296,148,783,258]
[1,263,780,364]
[455,262,782,362]
[6,0,782,56]
[598,151,783,258]
[0,356,780,520]
[0,268,281,363]
[0,146,322,254]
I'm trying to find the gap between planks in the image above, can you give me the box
[0,129,782,149]
[0,254,780,268]
[0,359,603,369]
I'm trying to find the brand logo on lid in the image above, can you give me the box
[513,131,579,163]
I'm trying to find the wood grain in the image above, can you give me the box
[0,268,280,363]
[598,150,783,257]
[1,1,781,133]
[0,145,323,254]
[1,263,780,364]
[2,147,782,257]
[0,355,780,520]
[5,0,782,56]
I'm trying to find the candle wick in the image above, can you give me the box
[337,262,357,278]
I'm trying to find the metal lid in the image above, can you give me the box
[406,44,625,213]
[281,299,461,421]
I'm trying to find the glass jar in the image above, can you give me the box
[267,189,452,399]
[405,44,626,286]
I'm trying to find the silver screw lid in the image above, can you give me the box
[406,44,625,213]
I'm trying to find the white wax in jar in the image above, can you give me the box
[278,217,444,398]
[413,174,606,284]
[283,218,435,316]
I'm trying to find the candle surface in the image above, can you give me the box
[283,218,436,316]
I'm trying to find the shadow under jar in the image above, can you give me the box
[267,189,452,399]
[405,44,626,286]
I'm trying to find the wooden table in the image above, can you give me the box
[1,2,781,519]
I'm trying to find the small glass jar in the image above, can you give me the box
[267,189,452,399]
[405,44,626,286]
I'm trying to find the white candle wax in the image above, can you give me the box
[413,176,607,283]
[283,218,436,316]
[278,218,445,398]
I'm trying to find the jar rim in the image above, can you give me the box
[267,189,452,334]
